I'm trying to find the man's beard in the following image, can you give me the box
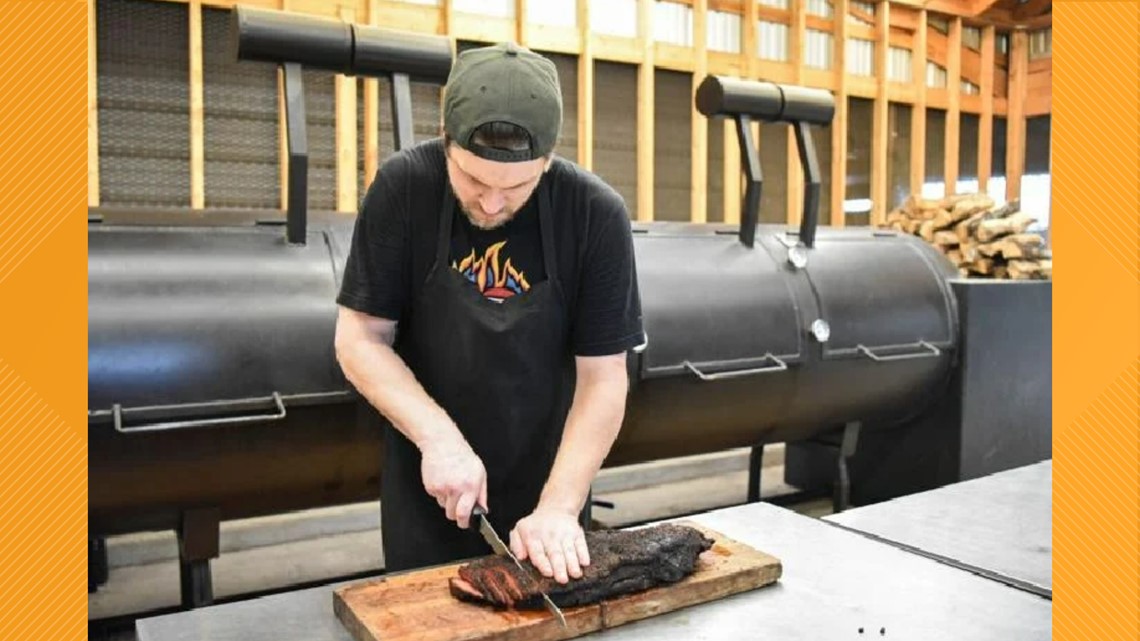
[460,202,519,231]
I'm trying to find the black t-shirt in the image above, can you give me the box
[337,138,644,357]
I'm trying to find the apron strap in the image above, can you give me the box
[536,178,560,285]
[434,187,457,270]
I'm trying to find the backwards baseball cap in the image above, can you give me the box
[443,42,563,162]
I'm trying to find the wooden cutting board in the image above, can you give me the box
[333,521,782,641]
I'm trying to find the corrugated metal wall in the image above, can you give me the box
[960,113,980,181]
[706,119,724,223]
[924,108,946,195]
[887,103,912,210]
[97,0,190,207]
[202,6,278,209]
[846,97,872,225]
[758,122,788,224]
[653,69,691,222]
[356,79,443,204]
[593,61,638,216]
[548,53,580,163]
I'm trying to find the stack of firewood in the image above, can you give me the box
[882,194,1052,280]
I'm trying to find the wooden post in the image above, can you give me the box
[978,25,995,192]
[516,0,527,45]
[944,17,961,195]
[577,0,593,170]
[830,0,848,226]
[909,9,926,196]
[1006,30,1028,201]
[336,7,358,212]
[636,0,654,222]
[786,0,805,225]
[189,0,204,209]
[870,0,889,224]
[89,0,100,207]
[691,0,708,223]
[364,0,380,189]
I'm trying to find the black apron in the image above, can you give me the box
[380,177,577,572]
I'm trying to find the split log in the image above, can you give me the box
[919,220,937,242]
[976,212,1037,243]
[977,233,1047,260]
[946,249,964,265]
[1008,259,1052,280]
[933,231,959,247]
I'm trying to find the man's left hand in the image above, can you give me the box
[509,507,590,584]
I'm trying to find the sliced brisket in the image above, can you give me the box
[448,523,715,609]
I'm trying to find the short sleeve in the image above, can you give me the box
[570,190,645,357]
[336,160,411,321]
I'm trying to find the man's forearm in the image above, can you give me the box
[335,320,466,455]
[538,356,629,515]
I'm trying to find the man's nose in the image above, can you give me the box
[479,191,505,215]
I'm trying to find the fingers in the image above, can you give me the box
[562,540,582,580]
[455,491,477,530]
[575,535,591,567]
[510,528,527,560]
[526,537,555,580]
[479,481,488,513]
[444,491,460,523]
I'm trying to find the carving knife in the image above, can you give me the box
[470,506,568,629]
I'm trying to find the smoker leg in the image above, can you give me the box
[748,444,766,503]
[833,422,862,513]
[89,536,109,593]
[178,507,221,609]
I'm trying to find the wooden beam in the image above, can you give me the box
[786,0,805,226]
[978,25,994,192]
[278,67,287,209]
[189,0,204,209]
[1006,30,1028,201]
[944,16,960,194]
[516,0,527,45]
[336,6,358,212]
[577,0,593,170]
[831,0,848,226]
[1014,0,1051,20]
[89,0,100,207]
[364,0,380,187]
[440,0,452,34]
[871,0,889,223]
[691,0,708,223]
[909,9,926,196]
[637,0,654,222]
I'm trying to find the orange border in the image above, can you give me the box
[0,1,88,640]
[1052,2,1140,640]
[0,1,1133,640]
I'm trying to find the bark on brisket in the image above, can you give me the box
[448,523,714,609]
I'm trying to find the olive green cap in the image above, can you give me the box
[443,42,562,162]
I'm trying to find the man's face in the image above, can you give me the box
[445,143,548,230]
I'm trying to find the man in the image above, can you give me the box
[333,41,644,585]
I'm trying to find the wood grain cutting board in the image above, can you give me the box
[332,521,782,641]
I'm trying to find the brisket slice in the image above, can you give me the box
[448,524,715,609]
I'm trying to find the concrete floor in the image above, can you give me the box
[90,445,831,641]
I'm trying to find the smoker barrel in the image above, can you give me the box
[231,5,453,83]
[88,212,959,535]
[695,75,836,125]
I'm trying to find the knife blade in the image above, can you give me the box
[470,506,568,629]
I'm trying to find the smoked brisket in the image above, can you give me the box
[448,523,714,609]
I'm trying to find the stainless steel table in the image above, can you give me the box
[826,460,1052,597]
[137,502,1050,641]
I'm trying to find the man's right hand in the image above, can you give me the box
[421,439,488,530]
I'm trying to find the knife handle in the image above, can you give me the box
[469,505,486,530]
